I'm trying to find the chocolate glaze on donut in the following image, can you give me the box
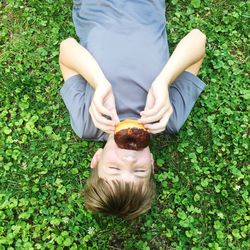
[114,127,150,150]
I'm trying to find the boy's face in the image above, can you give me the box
[91,134,154,183]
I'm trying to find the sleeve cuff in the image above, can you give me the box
[60,74,87,98]
[180,71,206,91]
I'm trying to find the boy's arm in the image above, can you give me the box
[157,29,206,85]
[59,38,119,134]
[139,29,206,133]
[59,37,110,89]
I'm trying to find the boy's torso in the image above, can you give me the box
[73,0,170,122]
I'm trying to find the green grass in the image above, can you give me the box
[0,0,249,249]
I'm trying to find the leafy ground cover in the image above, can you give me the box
[0,0,249,249]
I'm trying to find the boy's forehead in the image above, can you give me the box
[103,177,148,189]
[98,169,152,184]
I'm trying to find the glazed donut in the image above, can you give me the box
[114,119,150,150]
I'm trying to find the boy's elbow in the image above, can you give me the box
[59,37,76,62]
[191,29,207,43]
[60,37,76,50]
[190,29,206,56]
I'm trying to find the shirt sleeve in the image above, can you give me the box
[59,74,108,141]
[165,71,206,134]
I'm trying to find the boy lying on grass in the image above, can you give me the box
[59,0,206,220]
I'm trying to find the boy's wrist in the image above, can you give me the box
[94,77,111,89]
[156,66,173,87]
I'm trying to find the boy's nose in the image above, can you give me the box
[122,155,137,163]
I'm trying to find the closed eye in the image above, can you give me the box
[109,167,145,172]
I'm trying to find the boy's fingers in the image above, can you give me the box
[144,122,163,131]
[144,109,173,132]
[93,94,120,124]
[90,105,115,126]
[141,100,163,117]
[90,109,115,133]
[144,89,155,112]
[138,106,167,124]
[93,106,115,126]
[148,128,165,134]
[93,98,111,117]
[110,110,120,125]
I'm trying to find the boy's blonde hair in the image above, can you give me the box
[82,165,156,220]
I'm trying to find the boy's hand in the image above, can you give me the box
[138,77,173,134]
[89,82,120,134]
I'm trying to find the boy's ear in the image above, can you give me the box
[90,148,103,169]
[151,153,155,173]
[150,153,154,161]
